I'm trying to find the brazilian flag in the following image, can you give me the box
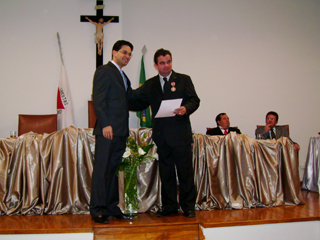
[136,54,152,128]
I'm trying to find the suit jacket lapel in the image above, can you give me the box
[169,71,178,91]
[123,71,131,89]
[154,75,163,94]
[108,61,126,91]
[170,71,178,82]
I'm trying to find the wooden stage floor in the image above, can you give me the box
[0,190,319,239]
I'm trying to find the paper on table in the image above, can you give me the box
[154,98,183,118]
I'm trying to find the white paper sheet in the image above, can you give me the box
[154,98,183,118]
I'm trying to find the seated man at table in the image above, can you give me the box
[255,111,300,151]
[206,113,241,135]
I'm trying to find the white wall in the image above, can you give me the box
[1,0,320,174]
[0,233,93,240]
[0,222,319,240]
[0,0,122,133]
[203,221,320,240]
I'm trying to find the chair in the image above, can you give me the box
[256,125,289,135]
[88,100,97,128]
[18,114,57,136]
[206,126,238,131]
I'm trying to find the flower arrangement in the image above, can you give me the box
[117,133,157,216]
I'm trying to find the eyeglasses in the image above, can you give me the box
[267,118,276,121]
[118,50,133,57]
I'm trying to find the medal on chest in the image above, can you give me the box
[171,82,176,92]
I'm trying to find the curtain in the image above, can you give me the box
[0,127,303,215]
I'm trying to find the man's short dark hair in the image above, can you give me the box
[111,40,134,58]
[266,111,279,122]
[215,113,226,127]
[154,48,172,64]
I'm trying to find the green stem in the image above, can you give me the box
[124,163,138,193]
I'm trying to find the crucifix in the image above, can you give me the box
[80,0,119,68]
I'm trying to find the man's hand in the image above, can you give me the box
[103,126,113,140]
[174,106,186,116]
[294,143,300,151]
[264,124,273,133]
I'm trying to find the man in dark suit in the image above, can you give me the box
[90,40,134,223]
[255,111,300,151]
[131,48,200,218]
[206,113,241,135]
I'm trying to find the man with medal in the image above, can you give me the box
[131,48,200,218]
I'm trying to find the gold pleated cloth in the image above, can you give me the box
[0,127,303,216]
[194,132,303,210]
[301,136,320,194]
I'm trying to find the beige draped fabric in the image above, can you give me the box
[302,136,320,194]
[0,127,95,215]
[0,127,303,216]
[194,132,303,210]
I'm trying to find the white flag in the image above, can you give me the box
[57,62,74,130]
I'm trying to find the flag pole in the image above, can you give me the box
[136,45,152,129]
[137,45,147,129]
[56,32,74,130]
[57,32,64,65]
[142,45,147,56]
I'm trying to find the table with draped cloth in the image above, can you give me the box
[0,127,303,216]
[302,136,320,194]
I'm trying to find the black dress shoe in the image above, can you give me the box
[156,210,179,217]
[92,215,109,224]
[183,210,196,218]
[113,213,131,219]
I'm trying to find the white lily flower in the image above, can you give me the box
[122,147,131,158]
[153,153,159,160]
[138,148,146,155]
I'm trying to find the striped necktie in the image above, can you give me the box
[270,128,276,139]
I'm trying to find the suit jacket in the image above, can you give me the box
[255,125,289,139]
[206,127,241,136]
[132,71,200,147]
[92,61,131,137]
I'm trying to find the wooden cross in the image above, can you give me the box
[80,0,119,68]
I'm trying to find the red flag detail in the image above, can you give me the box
[57,88,65,110]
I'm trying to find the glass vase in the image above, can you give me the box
[123,166,138,219]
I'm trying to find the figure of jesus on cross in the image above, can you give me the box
[85,16,114,56]
[81,0,119,67]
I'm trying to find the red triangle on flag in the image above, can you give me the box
[57,88,65,109]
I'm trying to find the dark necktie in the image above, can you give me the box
[270,128,276,139]
[163,77,170,93]
[224,128,228,135]
[120,70,127,91]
